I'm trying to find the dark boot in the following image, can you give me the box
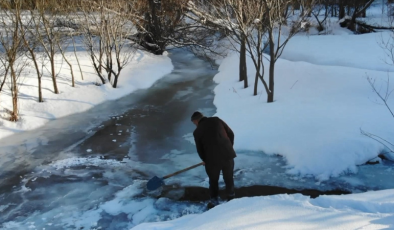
[227,193,235,201]
[207,197,219,210]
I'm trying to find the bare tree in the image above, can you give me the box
[54,0,86,80]
[0,58,9,93]
[71,35,84,81]
[367,76,394,119]
[206,0,313,102]
[0,0,27,121]
[19,10,45,102]
[186,0,249,87]
[55,34,76,87]
[223,0,267,92]
[311,0,330,32]
[79,0,135,88]
[103,15,134,88]
[336,0,374,32]
[347,0,374,31]
[361,76,394,157]
[378,13,394,66]
[225,0,249,88]
[129,0,190,55]
[32,0,62,94]
[188,0,313,102]
[362,13,394,157]
[260,0,313,102]
[79,0,107,84]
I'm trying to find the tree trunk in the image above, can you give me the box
[31,55,43,102]
[10,65,18,121]
[113,74,119,88]
[0,67,8,92]
[361,1,367,18]
[19,10,43,102]
[149,0,159,42]
[26,45,43,102]
[99,39,103,74]
[106,53,112,83]
[349,17,357,31]
[90,50,105,84]
[138,0,165,55]
[339,2,345,19]
[267,63,275,103]
[331,5,334,17]
[50,48,59,94]
[72,36,84,80]
[268,36,275,103]
[57,42,75,87]
[38,74,43,102]
[239,35,248,88]
[243,61,248,89]
[68,60,75,87]
[267,90,273,102]
[253,61,261,96]
[254,72,259,96]
[332,4,337,17]
[107,69,112,83]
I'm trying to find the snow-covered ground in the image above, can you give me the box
[213,32,394,182]
[1,4,394,230]
[213,31,394,181]
[133,189,394,230]
[0,48,173,140]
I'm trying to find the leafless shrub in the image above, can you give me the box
[79,0,135,88]
[0,0,28,121]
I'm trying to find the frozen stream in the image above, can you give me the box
[0,50,394,230]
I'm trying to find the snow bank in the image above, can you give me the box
[281,32,394,72]
[0,49,173,140]
[213,32,394,181]
[132,189,394,230]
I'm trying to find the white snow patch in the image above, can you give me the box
[132,189,394,230]
[49,157,121,170]
[212,34,394,180]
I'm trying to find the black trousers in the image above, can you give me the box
[205,158,235,199]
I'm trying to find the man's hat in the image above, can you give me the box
[191,111,204,121]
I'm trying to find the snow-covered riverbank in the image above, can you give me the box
[0,50,172,140]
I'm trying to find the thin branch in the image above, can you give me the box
[361,129,394,152]
[367,76,394,118]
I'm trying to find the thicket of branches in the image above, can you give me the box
[0,0,139,121]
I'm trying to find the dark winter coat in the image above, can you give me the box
[193,117,236,165]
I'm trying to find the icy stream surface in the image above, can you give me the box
[0,50,394,230]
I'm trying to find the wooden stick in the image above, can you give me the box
[162,162,204,179]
